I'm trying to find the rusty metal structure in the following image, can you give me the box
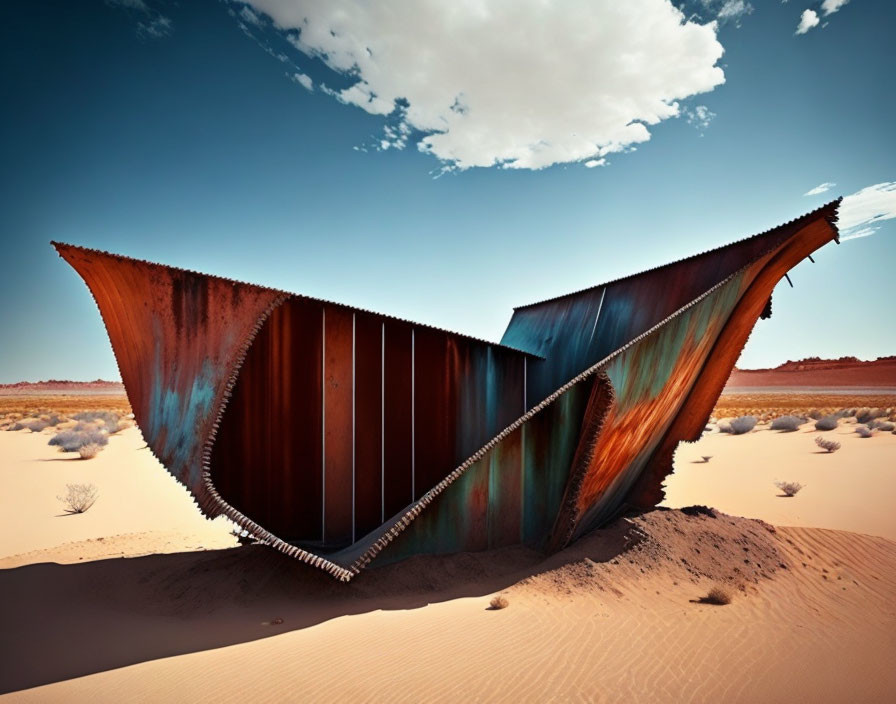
[53,200,840,580]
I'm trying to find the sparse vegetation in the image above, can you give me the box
[855,407,884,425]
[814,436,840,453]
[49,426,109,452]
[814,416,839,431]
[775,481,804,497]
[701,585,733,605]
[78,443,103,459]
[727,415,757,435]
[855,425,873,438]
[489,595,509,610]
[870,420,894,432]
[702,455,712,463]
[73,411,126,433]
[57,483,99,514]
[770,415,804,432]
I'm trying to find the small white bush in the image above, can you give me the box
[855,425,873,438]
[78,443,102,459]
[814,436,840,453]
[58,483,99,513]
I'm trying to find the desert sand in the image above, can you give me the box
[1,408,895,702]
[664,421,896,541]
[0,427,235,564]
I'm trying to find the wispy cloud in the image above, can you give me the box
[106,0,172,39]
[138,15,172,39]
[239,0,726,171]
[106,0,149,9]
[838,182,896,242]
[291,72,313,91]
[821,0,850,15]
[840,182,896,229]
[840,227,877,242]
[805,182,836,196]
[239,6,262,26]
[795,9,820,34]
[692,0,753,25]
[685,104,717,131]
[717,1,753,22]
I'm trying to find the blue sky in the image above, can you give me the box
[0,0,893,383]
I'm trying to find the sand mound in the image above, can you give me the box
[3,507,895,702]
[521,507,786,600]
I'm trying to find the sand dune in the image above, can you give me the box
[1,420,895,702]
[2,508,894,702]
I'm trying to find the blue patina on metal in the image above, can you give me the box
[52,199,841,581]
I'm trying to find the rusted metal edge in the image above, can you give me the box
[547,372,616,552]
[343,204,841,576]
[195,292,359,582]
[346,265,761,575]
[48,241,542,359]
[512,198,842,311]
[50,242,356,580]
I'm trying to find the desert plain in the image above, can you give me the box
[0,373,895,703]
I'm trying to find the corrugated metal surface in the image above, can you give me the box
[52,242,285,514]
[51,199,841,580]
[209,299,529,551]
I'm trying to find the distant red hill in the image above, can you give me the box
[0,380,124,395]
[726,356,896,388]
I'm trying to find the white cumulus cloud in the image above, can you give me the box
[796,9,820,34]
[240,0,726,170]
[805,182,836,196]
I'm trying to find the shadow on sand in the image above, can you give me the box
[0,517,639,693]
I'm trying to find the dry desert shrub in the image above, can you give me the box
[49,426,109,452]
[814,416,839,431]
[58,483,98,514]
[814,436,840,453]
[855,425,873,438]
[489,595,509,610]
[870,420,894,432]
[727,415,757,435]
[78,443,103,459]
[73,411,126,433]
[771,415,805,432]
[702,455,712,463]
[702,585,733,605]
[775,481,804,497]
[855,407,884,424]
